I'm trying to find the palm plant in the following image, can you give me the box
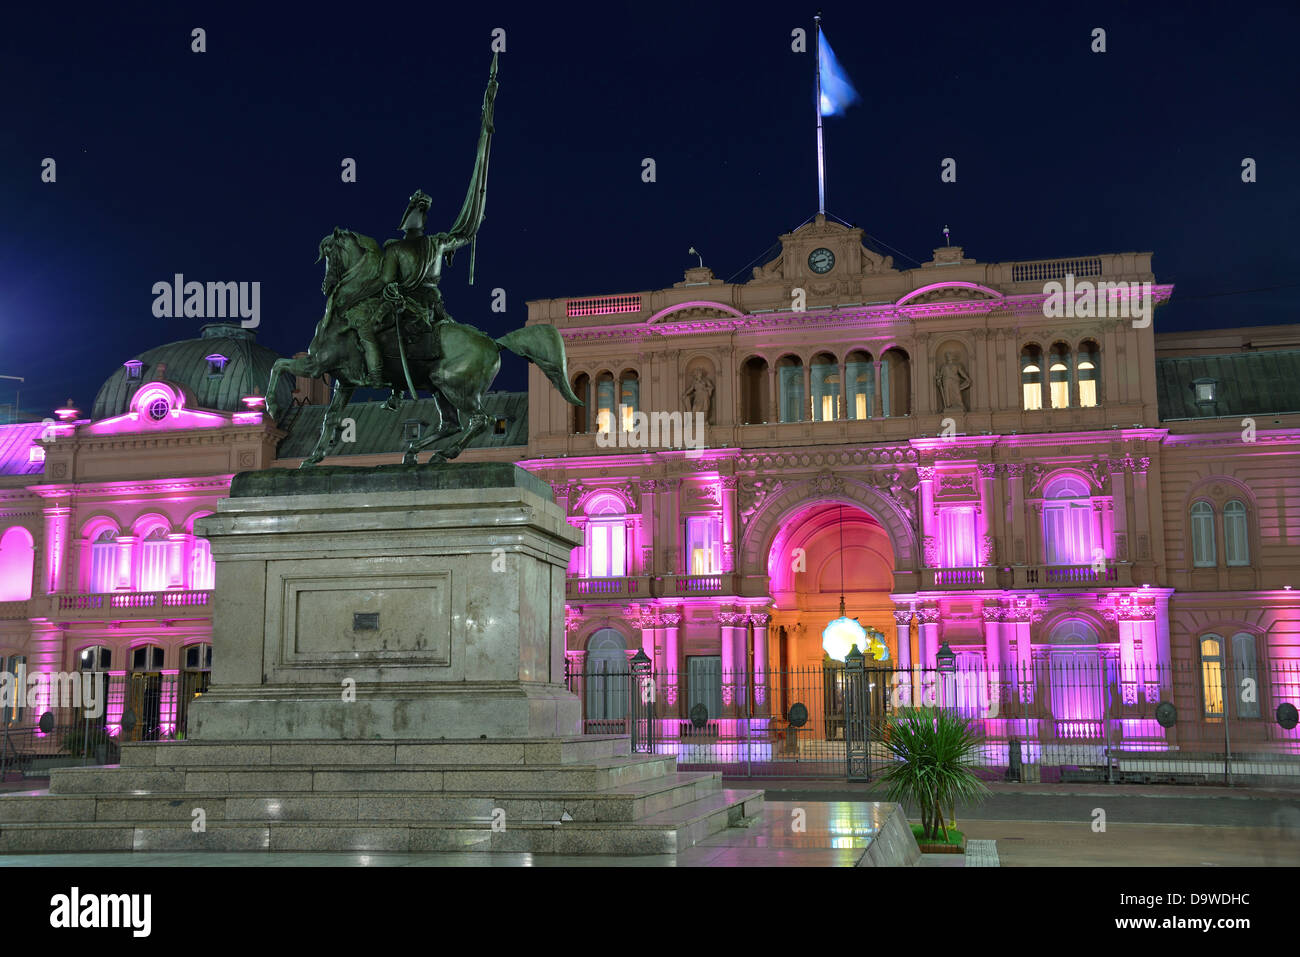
[877,706,990,842]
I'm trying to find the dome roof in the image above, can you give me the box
[92,323,293,421]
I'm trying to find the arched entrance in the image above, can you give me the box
[767,501,897,669]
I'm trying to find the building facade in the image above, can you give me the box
[2,217,1298,773]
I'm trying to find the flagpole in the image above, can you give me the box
[814,12,826,215]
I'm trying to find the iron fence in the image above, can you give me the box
[0,671,210,778]
[563,658,1300,784]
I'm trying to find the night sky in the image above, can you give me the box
[3,2,1298,418]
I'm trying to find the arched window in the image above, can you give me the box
[1231,633,1260,718]
[594,372,616,434]
[1021,345,1044,411]
[1199,635,1224,718]
[1190,501,1216,567]
[618,370,639,432]
[90,530,118,593]
[585,629,628,723]
[571,373,590,433]
[776,355,805,423]
[191,537,214,590]
[739,356,769,424]
[811,353,839,422]
[584,495,627,578]
[1224,500,1250,566]
[845,350,873,419]
[1048,619,1103,726]
[1041,476,1094,564]
[881,348,911,416]
[0,526,35,601]
[1077,340,1099,408]
[1048,342,1071,409]
[139,527,170,592]
[127,644,165,742]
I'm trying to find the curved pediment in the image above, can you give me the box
[897,282,1003,306]
[646,301,746,324]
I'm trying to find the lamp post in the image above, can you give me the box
[630,648,652,753]
[936,640,956,710]
[845,643,870,781]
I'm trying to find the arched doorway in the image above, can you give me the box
[584,628,629,732]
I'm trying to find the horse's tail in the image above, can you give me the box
[496,324,583,406]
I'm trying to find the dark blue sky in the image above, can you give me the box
[3,2,1298,417]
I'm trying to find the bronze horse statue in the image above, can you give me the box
[264,53,582,466]
[265,227,581,466]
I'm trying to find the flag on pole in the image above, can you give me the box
[818,29,859,117]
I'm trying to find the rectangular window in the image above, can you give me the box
[811,366,838,422]
[1231,634,1260,719]
[846,360,873,419]
[586,519,626,578]
[778,366,805,423]
[1023,383,1043,411]
[687,656,722,722]
[90,540,117,593]
[190,538,214,590]
[595,379,616,433]
[1043,504,1093,565]
[939,507,977,567]
[4,656,24,723]
[686,516,721,575]
[1225,507,1250,566]
[140,537,169,592]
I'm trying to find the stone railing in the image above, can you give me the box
[51,590,213,620]
[923,567,991,589]
[1019,565,1128,587]
[565,577,648,597]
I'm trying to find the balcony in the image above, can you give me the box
[922,567,994,590]
[50,590,213,621]
[659,574,737,598]
[565,577,649,598]
[1017,564,1131,588]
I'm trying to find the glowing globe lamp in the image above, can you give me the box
[823,599,867,662]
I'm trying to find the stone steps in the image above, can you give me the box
[0,788,765,855]
[116,736,632,768]
[51,754,679,796]
[1,772,721,825]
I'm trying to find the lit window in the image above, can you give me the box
[90,530,118,593]
[147,397,170,421]
[139,528,170,592]
[1224,500,1249,566]
[846,354,872,420]
[1200,636,1224,718]
[618,373,639,431]
[1077,342,1099,408]
[191,537,214,590]
[3,655,25,723]
[1041,477,1093,564]
[124,360,143,381]
[1231,633,1260,718]
[811,356,839,422]
[595,374,616,434]
[205,354,228,377]
[493,417,507,435]
[1190,501,1216,567]
[584,496,627,578]
[1194,379,1216,403]
[1021,346,1044,411]
[938,507,977,567]
[686,516,721,574]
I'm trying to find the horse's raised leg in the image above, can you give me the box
[401,385,460,464]
[301,383,354,467]
[422,382,490,463]
[266,355,321,421]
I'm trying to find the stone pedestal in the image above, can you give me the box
[188,463,582,740]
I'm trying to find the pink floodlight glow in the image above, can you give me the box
[231,412,263,425]
[54,400,79,421]
[241,393,266,410]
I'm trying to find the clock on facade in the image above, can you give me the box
[808,247,835,274]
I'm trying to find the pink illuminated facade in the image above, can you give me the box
[1,223,1298,774]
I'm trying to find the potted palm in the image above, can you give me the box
[878,706,989,852]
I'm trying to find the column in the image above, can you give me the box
[42,505,71,595]
[893,609,912,707]
[1091,501,1105,567]
[749,612,770,716]
[719,477,737,573]
[768,365,778,423]
[978,464,997,567]
[803,363,812,422]
[638,480,658,576]
[1006,464,1027,567]
[917,466,936,568]
[26,619,63,720]
[1131,457,1151,561]
[1108,460,1128,563]
[115,535,137,591]
[661,610,682,716]
[918,606,940,667]
[720,611,746,716]
[838,358,848,420]
[873,359,884,419]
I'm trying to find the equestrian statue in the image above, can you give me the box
[266,53,582,466]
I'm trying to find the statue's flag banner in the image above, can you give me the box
[818,30,859,117]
